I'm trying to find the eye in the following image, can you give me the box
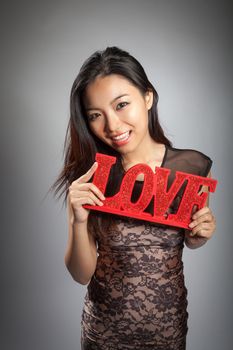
[116,102,129,110]
[87,113,100,122]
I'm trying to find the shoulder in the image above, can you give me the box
[167,145,213,177]
[168,145,212,162]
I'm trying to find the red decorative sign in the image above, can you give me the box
[83,153,218,229]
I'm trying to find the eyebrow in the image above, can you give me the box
[85,94,130,111]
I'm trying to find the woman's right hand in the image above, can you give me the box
[68,162,105,224]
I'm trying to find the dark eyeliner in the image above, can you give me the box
[116,101,129,110]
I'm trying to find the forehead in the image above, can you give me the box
[83,74,139,106]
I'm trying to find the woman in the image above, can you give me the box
[51,46,216,350]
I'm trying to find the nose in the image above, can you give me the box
[104,112,122,134]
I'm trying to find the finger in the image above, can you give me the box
[73,182,105,200]
[80,190,104,206]
[76,162,98,184]
[191,204,198,216]
[70,188,104,206]
[192,206,211,220]
[69,185,105,204]
[189,218,215,232]
[189,222,212,237]
[72,197,96,207]
[189,213,213,228]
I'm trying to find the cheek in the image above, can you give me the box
[88,124,101,138]
[89,122,109,142]
[89,119,102,132]
[126,105,149,128]
[124,104,146,123]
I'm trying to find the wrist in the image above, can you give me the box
[72,219,88,227]
[185,230,209,249]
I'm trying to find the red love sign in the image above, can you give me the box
[83,153,218,229]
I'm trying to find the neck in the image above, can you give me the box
[121,138,164,170]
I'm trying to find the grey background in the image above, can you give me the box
[1,0,232,349]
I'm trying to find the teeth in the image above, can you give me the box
[112,131,130,141]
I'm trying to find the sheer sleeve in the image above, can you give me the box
[164,147,213,178]
[161,147,213,214]
[189,150,213,177]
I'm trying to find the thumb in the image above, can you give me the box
[191,204,198,216]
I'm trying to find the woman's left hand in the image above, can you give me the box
[188,206,216,239]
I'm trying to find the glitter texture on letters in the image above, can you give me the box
[83,153,218,229]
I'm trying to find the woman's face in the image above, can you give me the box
[83,74,153,156]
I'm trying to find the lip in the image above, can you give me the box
[111,130,131,146]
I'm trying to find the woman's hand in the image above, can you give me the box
[187,206,216,239]
[185,169,216,248]
[68,162,105,224]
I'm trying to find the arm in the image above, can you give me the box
[184,171,215,249]
[64,193,98,285]
[184,231,209,249]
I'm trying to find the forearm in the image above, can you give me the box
[65,220,97,285]
[184,230,208,249]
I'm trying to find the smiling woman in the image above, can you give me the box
[50,46,216,350]
[83,74,154,156]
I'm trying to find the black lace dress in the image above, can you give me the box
[80,145,213,350]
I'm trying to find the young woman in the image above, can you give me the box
[51,46,216,350]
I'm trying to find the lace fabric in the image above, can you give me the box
[81,146,213,349]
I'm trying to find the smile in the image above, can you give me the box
[111,131,131,146]
[112,131,130,141]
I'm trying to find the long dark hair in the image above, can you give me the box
[49,46,172,236]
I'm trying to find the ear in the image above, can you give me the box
[145,90,153,110]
